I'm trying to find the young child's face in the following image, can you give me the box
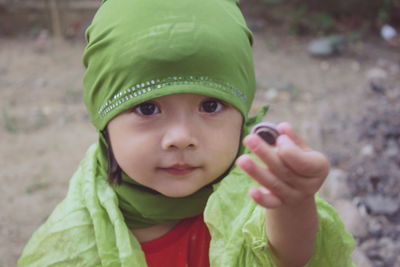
[107,93,243,197]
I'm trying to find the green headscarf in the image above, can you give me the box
[83,0,256,228]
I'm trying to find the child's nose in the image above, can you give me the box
[161,120,198,150]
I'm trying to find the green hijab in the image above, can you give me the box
[83,0,256,228]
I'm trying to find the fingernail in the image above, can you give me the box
[259,187,270,195]
[236,155,254,171]
[245,136,259,150]
[236,154,247,165]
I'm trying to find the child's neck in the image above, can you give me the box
[131,221,178,242]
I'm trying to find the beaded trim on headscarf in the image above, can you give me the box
[97,75,248,118]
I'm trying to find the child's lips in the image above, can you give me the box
[159,164,199,175]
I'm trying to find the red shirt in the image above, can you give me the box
[140,215,211,267]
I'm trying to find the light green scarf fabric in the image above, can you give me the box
[83,0,257,228]
[18,140,356,267]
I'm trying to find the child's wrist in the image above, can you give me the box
[268,195,316,215]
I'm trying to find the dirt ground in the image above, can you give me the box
[0,26,399,266]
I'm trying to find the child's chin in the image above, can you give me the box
[158,188,199,198]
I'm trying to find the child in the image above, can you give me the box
[18,0,355,266]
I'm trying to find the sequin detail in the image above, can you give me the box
[97,76,247,117]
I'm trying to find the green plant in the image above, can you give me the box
[2,108,18,133]
[288,4,309,35]
[378,0,393,24]
[26,181,50,194]
[258,0,400,34]
[288,7,336,35]
[347,21,371,42]
[310,12,334,32]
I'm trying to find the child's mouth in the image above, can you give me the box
[159,164,198,176]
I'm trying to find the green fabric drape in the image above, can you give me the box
[83,0,255,131]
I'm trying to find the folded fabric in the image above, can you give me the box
[18,144,355,266]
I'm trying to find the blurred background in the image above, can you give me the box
[0,0,399,266]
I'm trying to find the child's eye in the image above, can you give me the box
[133,102,160,116]
[199,99,224,113]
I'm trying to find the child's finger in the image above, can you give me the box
[236,155,297,199]
[249,187,282,209]
[276,122,309,150]
[277,135,330,178]
[242,134,297,184]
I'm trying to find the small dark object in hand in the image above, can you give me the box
[251,122,280,146]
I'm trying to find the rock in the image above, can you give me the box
[352,248,374,267]
[369,81,386,94]
[320,168,351,201]
[307,35,345,57]
[308,39,333,56]
[381,24,398,41]
[360,238,386,267]
[371,258,385,267]
[368,217,383,236]
[361,238,378,252]
[385,138,399,158]
[377,58,400,76]
[352,197,369,217]
[360,144,375,157]
[359,236,399,266]
[335,199,369,238]
[264,88,278,101]
[378,237,397,262]
[364,195,399,215]
[366,68,388,81]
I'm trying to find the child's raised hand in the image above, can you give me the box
[236,122,329,209]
